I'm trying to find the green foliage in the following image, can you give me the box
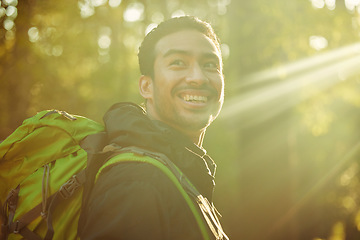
[0,0,228,133]
[1,0,360,239]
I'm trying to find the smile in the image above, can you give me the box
[183,94,208,103]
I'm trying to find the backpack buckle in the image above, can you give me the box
[59,175,81,199]
[13,220,20,234]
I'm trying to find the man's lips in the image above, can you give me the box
[173,86,217,105]
[182,94,208,103]
[177,90,212,105]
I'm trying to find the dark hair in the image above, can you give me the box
[138,16,221,77]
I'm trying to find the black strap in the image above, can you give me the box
[4,170,86,240]
[8,194,56,234]
[1,185,20,240]
[0,224,8,240]
[44,171,86,240]
[0,199,8,240]
[44,192,59,240]
[18,226,42,240]
[5,185,20,227]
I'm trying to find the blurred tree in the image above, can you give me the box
[220,0,360,239]
[2,0,360,240]
[0,0,227,139]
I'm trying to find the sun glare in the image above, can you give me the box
[221,42,360,131]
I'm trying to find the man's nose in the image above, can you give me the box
[185,63,209,86]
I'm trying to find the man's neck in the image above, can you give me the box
[145,105,206,147]
[177,127,206,148]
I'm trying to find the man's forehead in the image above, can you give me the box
[154,30,221,58]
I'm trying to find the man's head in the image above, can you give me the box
[138,16,224,146]
[138,16,222,78]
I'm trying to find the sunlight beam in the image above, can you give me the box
[221,53,360,127]
[235,42,360,90]
[266,141,360,237]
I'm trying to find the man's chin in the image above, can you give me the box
[178,118,212,133]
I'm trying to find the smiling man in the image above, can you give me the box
[79,16,228,240]
[140,28,224,146]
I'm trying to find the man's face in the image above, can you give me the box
[144,29,224,135]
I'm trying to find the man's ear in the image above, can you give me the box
[139,75,153,100]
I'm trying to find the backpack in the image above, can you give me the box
[0,109,228,240]
[0,110,104,240]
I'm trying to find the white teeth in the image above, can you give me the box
[183,95,208,103]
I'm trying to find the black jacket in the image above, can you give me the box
[78,103,222,240]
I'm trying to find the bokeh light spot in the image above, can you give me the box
[325,0,336,10]
[5,5,17,18]
[98,35,111,49]
[309,35,328,51]
[0,8,6,18]
[123,3,144,22]
[91,0,107,7]
[345,0,360,11]
[78,1,95,18]
[151,12,164,24]
[52,45,63,57]
[171,10,186,18]
[3,0,18,6]
[145,23,158,35]
[310,0,325,9]
[28,27,39,43]
[109,0,122,8]
[221,43,230,60]
[3,19,14,30]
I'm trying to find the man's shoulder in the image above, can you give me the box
[88,153,190,213]
[80,154,204,240]
[94,151,178,192]
[100,157,171,183]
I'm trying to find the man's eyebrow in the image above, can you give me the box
[163,49,191,58]
[202,52,221,61]
[163,49,220,61]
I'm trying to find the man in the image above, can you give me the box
[78,16,227,240]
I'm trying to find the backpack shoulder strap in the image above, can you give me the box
[96,145,228,240]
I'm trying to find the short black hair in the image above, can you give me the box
[138,16,221,77]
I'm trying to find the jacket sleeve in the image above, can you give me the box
[79,162,204,240]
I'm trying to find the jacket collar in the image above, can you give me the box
[103,102,216,200]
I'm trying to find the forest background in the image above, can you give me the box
[1,0,360,239]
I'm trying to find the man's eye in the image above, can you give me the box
[204,62,219,70]
[170,60,186,66]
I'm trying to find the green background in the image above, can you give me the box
[1,0,360,239]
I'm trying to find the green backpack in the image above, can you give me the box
[0,109,227,240]
[0,110,104,240]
